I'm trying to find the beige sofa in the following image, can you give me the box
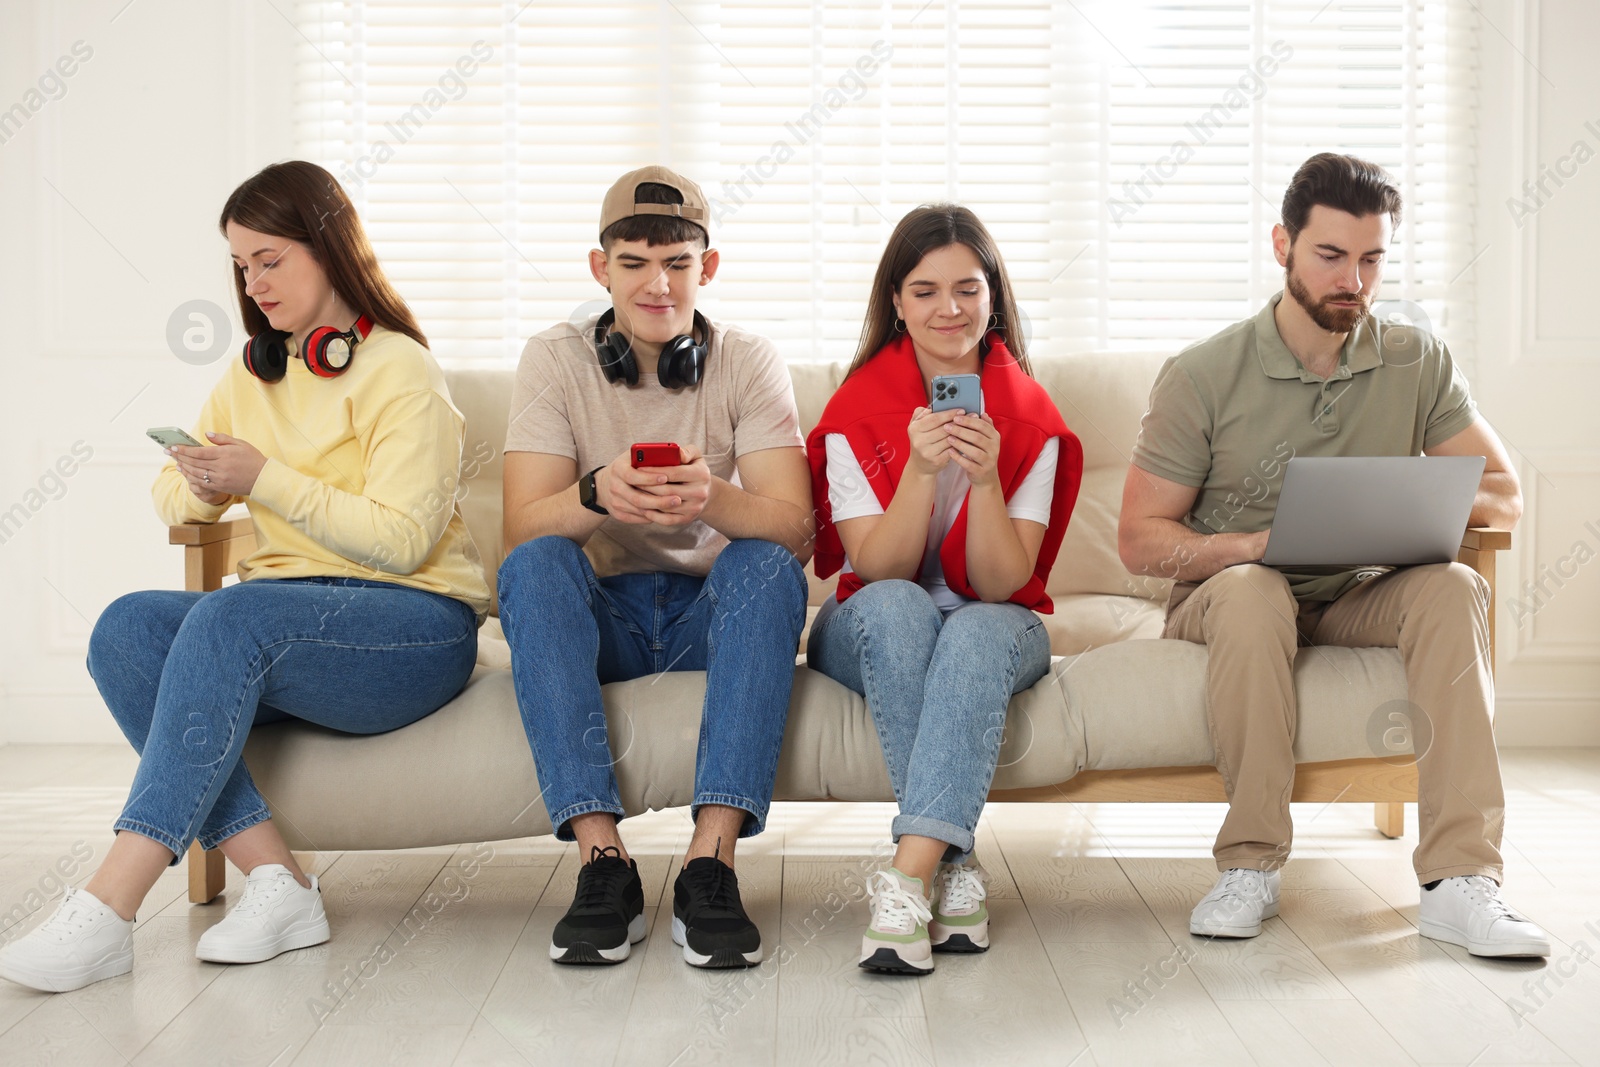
[174,352,1510,903]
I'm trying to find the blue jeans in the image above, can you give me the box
[497,536,807,841]
[806,579,1052,862]
[87,577,478,861]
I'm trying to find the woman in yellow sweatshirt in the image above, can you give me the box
[0,161,490,993]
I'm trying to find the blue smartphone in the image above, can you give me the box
[929,374,982,416]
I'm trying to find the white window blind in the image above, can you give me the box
[1089,1,1479,358]
[293,1,1478,365]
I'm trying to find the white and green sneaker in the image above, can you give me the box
[930,858,990,953]
[859,869,933,975]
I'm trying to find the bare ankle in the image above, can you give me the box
[683,839,734,870]
[82,880,137,923]
[685,806,746,869]
[569,813,627,863]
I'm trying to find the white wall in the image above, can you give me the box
[0,0,295,744]
[1474,0,1600,744]
[0,1,1594,745]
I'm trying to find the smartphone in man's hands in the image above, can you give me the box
[631,442,681,468]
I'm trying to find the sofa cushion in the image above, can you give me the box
[1058,640,1409,772]
[244,642,1410,852]
[443,368,514,609]
[1030,352,1174,604]
[1041,593,1167,651]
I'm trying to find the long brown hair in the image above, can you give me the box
[847,203,1031,379]
[218,161,427,348]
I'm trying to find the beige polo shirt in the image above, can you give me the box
[506,314,804,579]
[1131,292,1478,602]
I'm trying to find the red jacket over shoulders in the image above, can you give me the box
[806,332,1083,613]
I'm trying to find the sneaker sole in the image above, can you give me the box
[670,916,761,969]
[858,946,933,975]
[930,931,988,953]
[0,948,133,993]
[550,912,647,965]
[930,915,989,952]
[1190,900,1278,939]
[196,916,331,964]
[1418,918,1552,958]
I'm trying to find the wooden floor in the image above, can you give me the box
[0,746,1596,1066]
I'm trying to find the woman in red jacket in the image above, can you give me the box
[806,205,1082,975]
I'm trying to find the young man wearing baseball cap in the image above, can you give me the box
[498,166,813,969]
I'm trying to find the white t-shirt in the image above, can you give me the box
[824,433,1059,613]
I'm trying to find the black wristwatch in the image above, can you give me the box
[579,466,609,515]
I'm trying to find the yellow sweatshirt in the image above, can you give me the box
[154,325,491,619]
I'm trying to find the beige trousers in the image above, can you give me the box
[1163,563,1504,884]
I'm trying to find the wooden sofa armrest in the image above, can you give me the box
[169,518,257,594]
[168,516,255,546]
[1459,527,1512,552]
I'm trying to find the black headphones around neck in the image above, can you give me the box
[593,308,709,389]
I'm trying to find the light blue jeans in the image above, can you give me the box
[497,536,808,841]
[87,577,478,862]
[807,579,1052,862]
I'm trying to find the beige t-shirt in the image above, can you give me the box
[506,314,804,578]
[1131,293,1478,602]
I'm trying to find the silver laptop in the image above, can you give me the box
[1260,456,1486,567]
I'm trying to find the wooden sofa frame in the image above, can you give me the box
[173,519,1511,904]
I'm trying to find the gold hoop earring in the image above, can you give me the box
[987,312,1002,331]
[893,317,906,333]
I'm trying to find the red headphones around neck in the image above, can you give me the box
[242,315,374,382]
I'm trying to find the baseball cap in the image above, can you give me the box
[598,165,711,246]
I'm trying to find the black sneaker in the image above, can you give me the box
[549,846,645,965]
[671,857,762,969]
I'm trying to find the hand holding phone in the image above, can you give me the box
[157,428,268,503]
[596,442,686,525]
[151,425,223,502]
[625,441,710,526]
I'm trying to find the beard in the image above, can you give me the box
[1285,249,1371,334]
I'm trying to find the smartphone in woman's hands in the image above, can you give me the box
[929,374,982,416]
[147,426,203,450]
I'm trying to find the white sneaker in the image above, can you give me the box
[1419,875,1551,958]
[0,887,134,992]
[1190,868,1280,938]
[196,864,330,964]
[859,869,934,975]
[930,859,990,953]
